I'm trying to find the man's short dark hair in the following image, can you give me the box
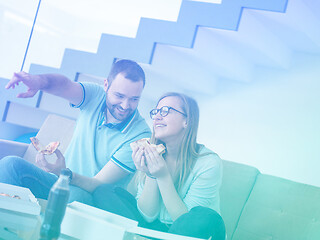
[107,59,145,87]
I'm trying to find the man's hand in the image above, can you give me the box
[5,71,44,98]
[35,149,66,176]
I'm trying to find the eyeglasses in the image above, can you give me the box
[150,106,187,119]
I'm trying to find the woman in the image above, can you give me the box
[93,92,225,239]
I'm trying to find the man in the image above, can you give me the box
[0,59,151,203]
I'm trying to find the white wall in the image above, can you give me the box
[199,53,320,187]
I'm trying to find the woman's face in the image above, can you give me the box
[153,96,187,144]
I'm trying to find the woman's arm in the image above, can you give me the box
[144,146,188,221]
[136,176,161,221]
[132,145,161,220]
[156,173,188,221]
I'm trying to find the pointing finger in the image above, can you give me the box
[6,72,22,89]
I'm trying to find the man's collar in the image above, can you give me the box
[100,108,137,133]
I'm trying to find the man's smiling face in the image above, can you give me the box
[105,72,144,123]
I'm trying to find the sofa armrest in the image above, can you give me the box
[0,139,29,159]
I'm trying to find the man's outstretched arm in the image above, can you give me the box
[6,71,83,106]
[72,161,130,193]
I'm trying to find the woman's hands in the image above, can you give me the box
[144,145,170,179]
[132,144,150,175]
[135,145,188,221]
[132,143,170,179]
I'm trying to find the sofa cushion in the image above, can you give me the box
[23,114,76,164]
[220,160,260,239]
[0,139,28,159]
[233,174,320,240]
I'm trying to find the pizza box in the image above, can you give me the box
[126,227,206,240]
[61,201,138,240]
[0,182,41,216]
[0,226,22,240]
[0,205,41,240]
[61,202,206,240]
[0,208,39,230]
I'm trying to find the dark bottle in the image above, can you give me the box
[39,169,70,240]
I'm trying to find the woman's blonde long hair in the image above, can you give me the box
[138,92,204,191]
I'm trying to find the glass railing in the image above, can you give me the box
[1,0,181,80]
[0,0,39,79]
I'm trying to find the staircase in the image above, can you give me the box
[1,0,294,132]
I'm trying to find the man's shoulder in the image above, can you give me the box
[81,81,103,88]
[77,82,105,110]
[81,82,104,96]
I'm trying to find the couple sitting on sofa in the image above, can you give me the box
[0,59,225,239]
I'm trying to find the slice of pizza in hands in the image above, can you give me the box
[130,138,166,155]
[30,137,60,155]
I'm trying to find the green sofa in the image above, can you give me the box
[1,114,320,240]
[220,160,320,240]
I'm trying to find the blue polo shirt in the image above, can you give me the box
[64,82,151,187]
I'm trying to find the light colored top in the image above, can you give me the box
[136,146,223,224]
[64,82,151,187]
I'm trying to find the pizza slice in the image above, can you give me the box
[30,137,60,155]
[130,138,166,155]
[30,137,45,152]
[0,193,21,199]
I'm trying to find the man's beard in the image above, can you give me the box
[105,96,134,122]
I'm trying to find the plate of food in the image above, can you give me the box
[0,182,41,216]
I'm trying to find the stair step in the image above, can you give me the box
[38,92,79,119]
[26,0,287,81]
[0,77,40,120]
[5,101,52,129]
[250,0,320,53]
[1,0,295,130]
